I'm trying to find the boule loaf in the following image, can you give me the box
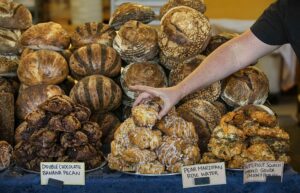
[69,75,122,112]
[0,27,21,54]
[21,48,73,63]
[17,50,69,86]
[120,62,168,99]
[0,93,14,144]
[16,84,65,120]
[109,3,155,30]
[204,32,238,56]
[221,66,269,107]
[113,20,158,63]
[160,0,206,18]
[177,99,222,152]
[0,1,32,29]
[71,22,116,48]
[69,44,121,79]
[159,6,211,60]
[21,22,70,51]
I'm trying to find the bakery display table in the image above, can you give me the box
[1,166,300,193]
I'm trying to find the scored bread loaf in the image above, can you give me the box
[18,50,69,86]
[160,0,206,18]
[109,3,155,30]
[120,62,168,99]
[69,44,121,79]
[21,22,70,51]
[0,93,14,144]
[0,1,32,29]
[0,27,21,54]
[113,20,158,63]
[159,6,211,61]
[69,75,122,113]
[71,22,116,48]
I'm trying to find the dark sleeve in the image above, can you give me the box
[250,0,288,45]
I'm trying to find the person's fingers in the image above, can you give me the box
[129,85,162,98]
[158,103,172,119]
[133,92,153,107]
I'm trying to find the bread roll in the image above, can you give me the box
[69,44,121,79]
[21,22,70,51]
[109,3,155,30]
[221,66,269,107]
[71,22,116,48]
[159,6,211,61]
[177,99,221,152]
[18,50,69,86]
[0,27,21,54]
[0,141,13,170]
[160,0,206,18]
[16,84,65,120]
[0,55,18,76]
[121,62,167,99]
[0,1,32,29]
[69,75,122,112]
[113,20,158,63]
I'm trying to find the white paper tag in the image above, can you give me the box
[40,162,85,185]
[243,161,284,184]
[181,162,226,188]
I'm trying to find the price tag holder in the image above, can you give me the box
[40,162,85,185]
[181,162,226,188]
[243,161,284,184]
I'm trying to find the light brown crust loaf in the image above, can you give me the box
[160,0,206,18]
[0,27,21,54]
[159,6,211,60]
[221,66,269,107]
[16,84,65,120]
[20,22,70,51]
[69,44,121,79]
[113,20,158,63]
[17,50,69,86]
[69,75,122,113]
[109,3,155,30]
[71,22,116,48]
[121,62,167,99]
[0,1,32,29]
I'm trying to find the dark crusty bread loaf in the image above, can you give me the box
[0,1,32,29]
[109,3,155,30]
[69,44,121,79]
[16,84,65,120]
[0,27,21,54]
[69,75,122,113]
[0,93,14,144]
[21,22,70,51]
[0,55,18,76]
[18,50,69,86]
[160,0,206,18]
[71,22,116,48]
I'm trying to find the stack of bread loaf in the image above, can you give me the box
[14,95,104,171]
[108,100,201,174]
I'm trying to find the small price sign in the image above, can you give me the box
[181,162,226,188]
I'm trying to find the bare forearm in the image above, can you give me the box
[176,30,279,99]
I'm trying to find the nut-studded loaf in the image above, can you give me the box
[0,1,32,29]
[21,22,70,51]
[0,27,21,54]
[169,55,221,102]
[109,3,155,30]
[160,0,206,18]
[221,66,269,107]
[70,75,122,113]
[16,84,65,120]
[159,6,211,61]
[0,93,14,144]
[69,44,121,79]
[17,50,69,86]
[121,62,168,99]
[113,20,158,63]
[71,22,116,48]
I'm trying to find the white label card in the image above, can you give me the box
[40,162,85,185]
[181,162,226,188]
[243,161,284,184]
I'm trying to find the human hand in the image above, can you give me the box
[129,85,183,119]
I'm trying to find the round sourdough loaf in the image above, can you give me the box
[113,21,158,63]
[0,27,21,54]
[69,75,122,112]
[71,22,116,48]
[69,44,121,79]
[18,50,69,86]
[160,0,206,18]
[21,22,70,51]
